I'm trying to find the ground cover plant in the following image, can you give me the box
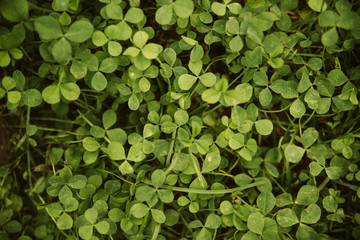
[1,0,360,239]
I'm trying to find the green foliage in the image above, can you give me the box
[1,0,360,239]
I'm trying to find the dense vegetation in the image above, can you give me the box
[1,0,360,239]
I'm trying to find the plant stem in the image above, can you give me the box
[160,181,266,194]
[26,107,33,192]
[165,129,177,168]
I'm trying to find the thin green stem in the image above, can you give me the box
[259,103,291,113]
[94,168,134,185]
[26,107,33,192]
[202,103,222,118]
[165,129,177,168]
[317,177,330,192]
[77,110,94,127]
[28,2,53,12]
[151,223,161,240]
[160,181,266,194]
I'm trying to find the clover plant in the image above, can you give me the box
[1,0,360,239]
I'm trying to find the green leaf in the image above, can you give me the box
[257,190,276,215]
[52,38,72,64]
[173,0,194,18]
[174,109,189,125]
[268,58,284,68]
[35,16,62,41]
[253,12,274,31]
[234,83,253,104]
[142,43,163,59]
[328,69,348,87]
[135,186,156,201]
[108,142,126,160]
[0,51,10,67]
[79,225,93,240]
[196,228,212,240]
[104,3,123,20]
[199,73,216,87]
[226,19,240,35]
[309,162,323,176]
[57,213,73,230]
[60,83,80,101]
[125,8,144,24]
[54,0,69,11]
[91,72,107,91]
[70,60,87,79]
[337,10,360,30]
[2,77,16,91]
[219,201,233,215]
[229,133,245,150]
[155,5,173,25]
[22,89,42,107]
[92,31,108,46]
[319,10,340,27]
[102,109,117,129]
[131,203,149,218]
[290,99,306,118]
[108,41,122,56]
[300,204,321,224]
[158,189,174,203]
[241,47,262,68]
[128,94,140,110]
[205,214,221,229]
[202,150,221,172]
[255,119,273,136]
[7,91,21,104]
[189,60,202,76]
[151,169,166,187]
[2,219,21,233]
[296,223,319,240]
[253,71,268,86]
[127,143,145,162]
[0,0,28,22]
[67,175,87,189]
[276,208,299,227]
[308,0,327,12]
[321,28,338,47]
[229,35,244,52]
[133,31,148,48]
[163,48,177,66]
[99,57,118,73]
[177,196,190,206]
[134,54,151,70]
[247,26,263,45]
[143,123,158,138]
[178,74,197,90]
[83,137,100,152]
[248,212,264,234]
[117,21,132,40]
[151,209,166,223]
[263,34,283,58]
[285,145,305,163]
[281,0,298,11]
[295,185,319,205]
[118,161,134,175]
[259,88,272,106]
[42,85,60,104]
[65,20,93,43]
[63,197,78,212]
[85,208,98,224]
[95,220,110,234]
[302,128,319,148]
[190,44,204,62]
[211,2,226,16]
